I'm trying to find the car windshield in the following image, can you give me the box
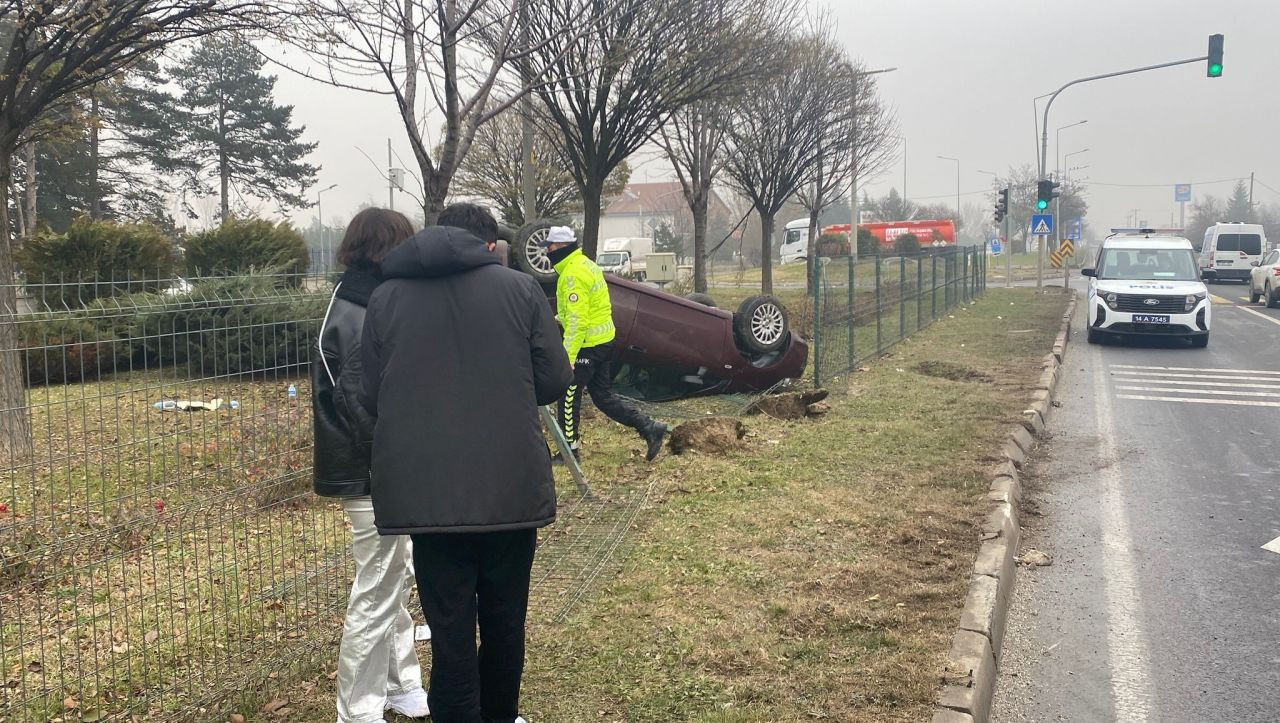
[783,228,806,245]
[1098,248,1199,281]
[1215,233,1262,255]
[598,252,626,266]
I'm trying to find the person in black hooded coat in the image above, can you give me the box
[360,203,572,723]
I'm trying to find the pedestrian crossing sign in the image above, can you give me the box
[1031,214,1054,236]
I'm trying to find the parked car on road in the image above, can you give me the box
[1248,248,1280,307]
[1083,233,1210,347]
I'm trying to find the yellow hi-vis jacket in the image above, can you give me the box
[553,248,616,363]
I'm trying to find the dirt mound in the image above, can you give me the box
[912,360,994,384]
[669,417,747,455]
[745,389,831,420]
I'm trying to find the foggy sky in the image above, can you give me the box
[271,0,1278,237]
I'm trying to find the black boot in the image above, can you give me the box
[640,422,670,462]
[551,448,580,466]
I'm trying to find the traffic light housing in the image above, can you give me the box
[994,187,1009,224]
[1207,34,1224,77]
[1036,179,1061,211]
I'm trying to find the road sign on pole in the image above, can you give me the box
[1068,218,1082,241]
[1049,239,1075,268]
[991,238,1003,256]
[1031,214,1054,236]
[1175,184,1192,202]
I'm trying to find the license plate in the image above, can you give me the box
[1133,314,1170,324]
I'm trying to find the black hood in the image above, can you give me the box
[380,226,500,280]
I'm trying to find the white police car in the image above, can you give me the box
[1082,233,1210,347]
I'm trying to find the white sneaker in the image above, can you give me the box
[386,688,430,718]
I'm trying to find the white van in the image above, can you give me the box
[599,237,654,280]
[1198,222,1267,281]
[779,219,809,265]
[1083,233,1210,347]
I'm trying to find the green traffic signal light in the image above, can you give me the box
[1036,198,1049,210]
[1207,34,1224,77]
[1208,63,1223,77]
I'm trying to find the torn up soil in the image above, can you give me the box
[913,360,995,383]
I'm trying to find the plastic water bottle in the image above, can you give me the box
[229,400,240,410]
[153,400,177,411]
[287,384,298,401]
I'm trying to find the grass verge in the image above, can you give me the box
[280,287,1066,722]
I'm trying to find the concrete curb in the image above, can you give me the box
[933,290,1077,723]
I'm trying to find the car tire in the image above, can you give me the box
[1268,284,1280,309]
[513,220,558,284]
[1250,284,1262,304]
[1190,335,1209,348]
[733,295,789,354]
[683,292,718,308]
[1086,328,1102,345]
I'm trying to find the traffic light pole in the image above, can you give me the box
[1036,51,1212,290]
[1004,204,1012,288]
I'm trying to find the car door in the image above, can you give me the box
[1264,250,1280,292]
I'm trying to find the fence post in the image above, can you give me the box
[875,253,883,354]
[917,254,924,332]
[899,254,906,342]
[812,256,823,387]
[931,252,938,320]
[847,256,855,370]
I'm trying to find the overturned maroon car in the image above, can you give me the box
[502,221,808,399]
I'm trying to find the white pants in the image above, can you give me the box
[336,497,423,723]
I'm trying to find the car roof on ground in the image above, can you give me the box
[1101,236,1193,249]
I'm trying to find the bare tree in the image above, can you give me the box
[285,0,598,225]
[796,61,898,290]
[524,0,781,259]
[0,0,271,458]
[724,33,850,294]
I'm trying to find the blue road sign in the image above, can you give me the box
[1175,184,1192,202]
[991,238,1003,256]
[1068,218,1082,241]
[1031,214,1054,236]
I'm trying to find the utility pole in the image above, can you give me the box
[1249,171,1256,222]
[388,139,394,211]
[1004,194,1012,289]
[519,0,536,225]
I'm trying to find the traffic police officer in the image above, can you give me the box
[543,226,670,462]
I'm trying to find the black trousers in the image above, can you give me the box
[557,342,652,448]
[410,529,538,723]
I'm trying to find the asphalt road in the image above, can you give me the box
[992,280,1280,722]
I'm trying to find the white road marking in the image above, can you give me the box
[1109,371,1280,383]
[1117,394,1280,408]
[1091,348,1154,719]
[1110,364,1280,377]
[1264,537,1280,556]
[1110,377,1280,390]
[1236,303,1280,328]
[1115,385,1280,399]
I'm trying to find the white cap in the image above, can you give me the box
[545,226,576,246]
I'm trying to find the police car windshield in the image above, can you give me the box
[1098,248,1199,281]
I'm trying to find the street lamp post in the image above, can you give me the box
[1053,121,1086,285]
[849,67,897,264]
[1062,149,1089,182]
[316,183,338,274]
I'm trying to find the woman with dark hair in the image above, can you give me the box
[312,207,430,723]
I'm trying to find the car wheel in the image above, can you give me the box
[733,295,789,354]
[1190,335,1209,348]
[1268,284,1280,309]
[513,220,558,284]
[1087,328,1102,344]
[1250,283,1262,304]
[683,292,718,308]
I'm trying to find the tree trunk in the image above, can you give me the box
[0,151,33,459]
[580,180,604,260]
[760,210,775,295]
[691,196,709,293]
[89,89,102,219]
[21,141,35,240]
